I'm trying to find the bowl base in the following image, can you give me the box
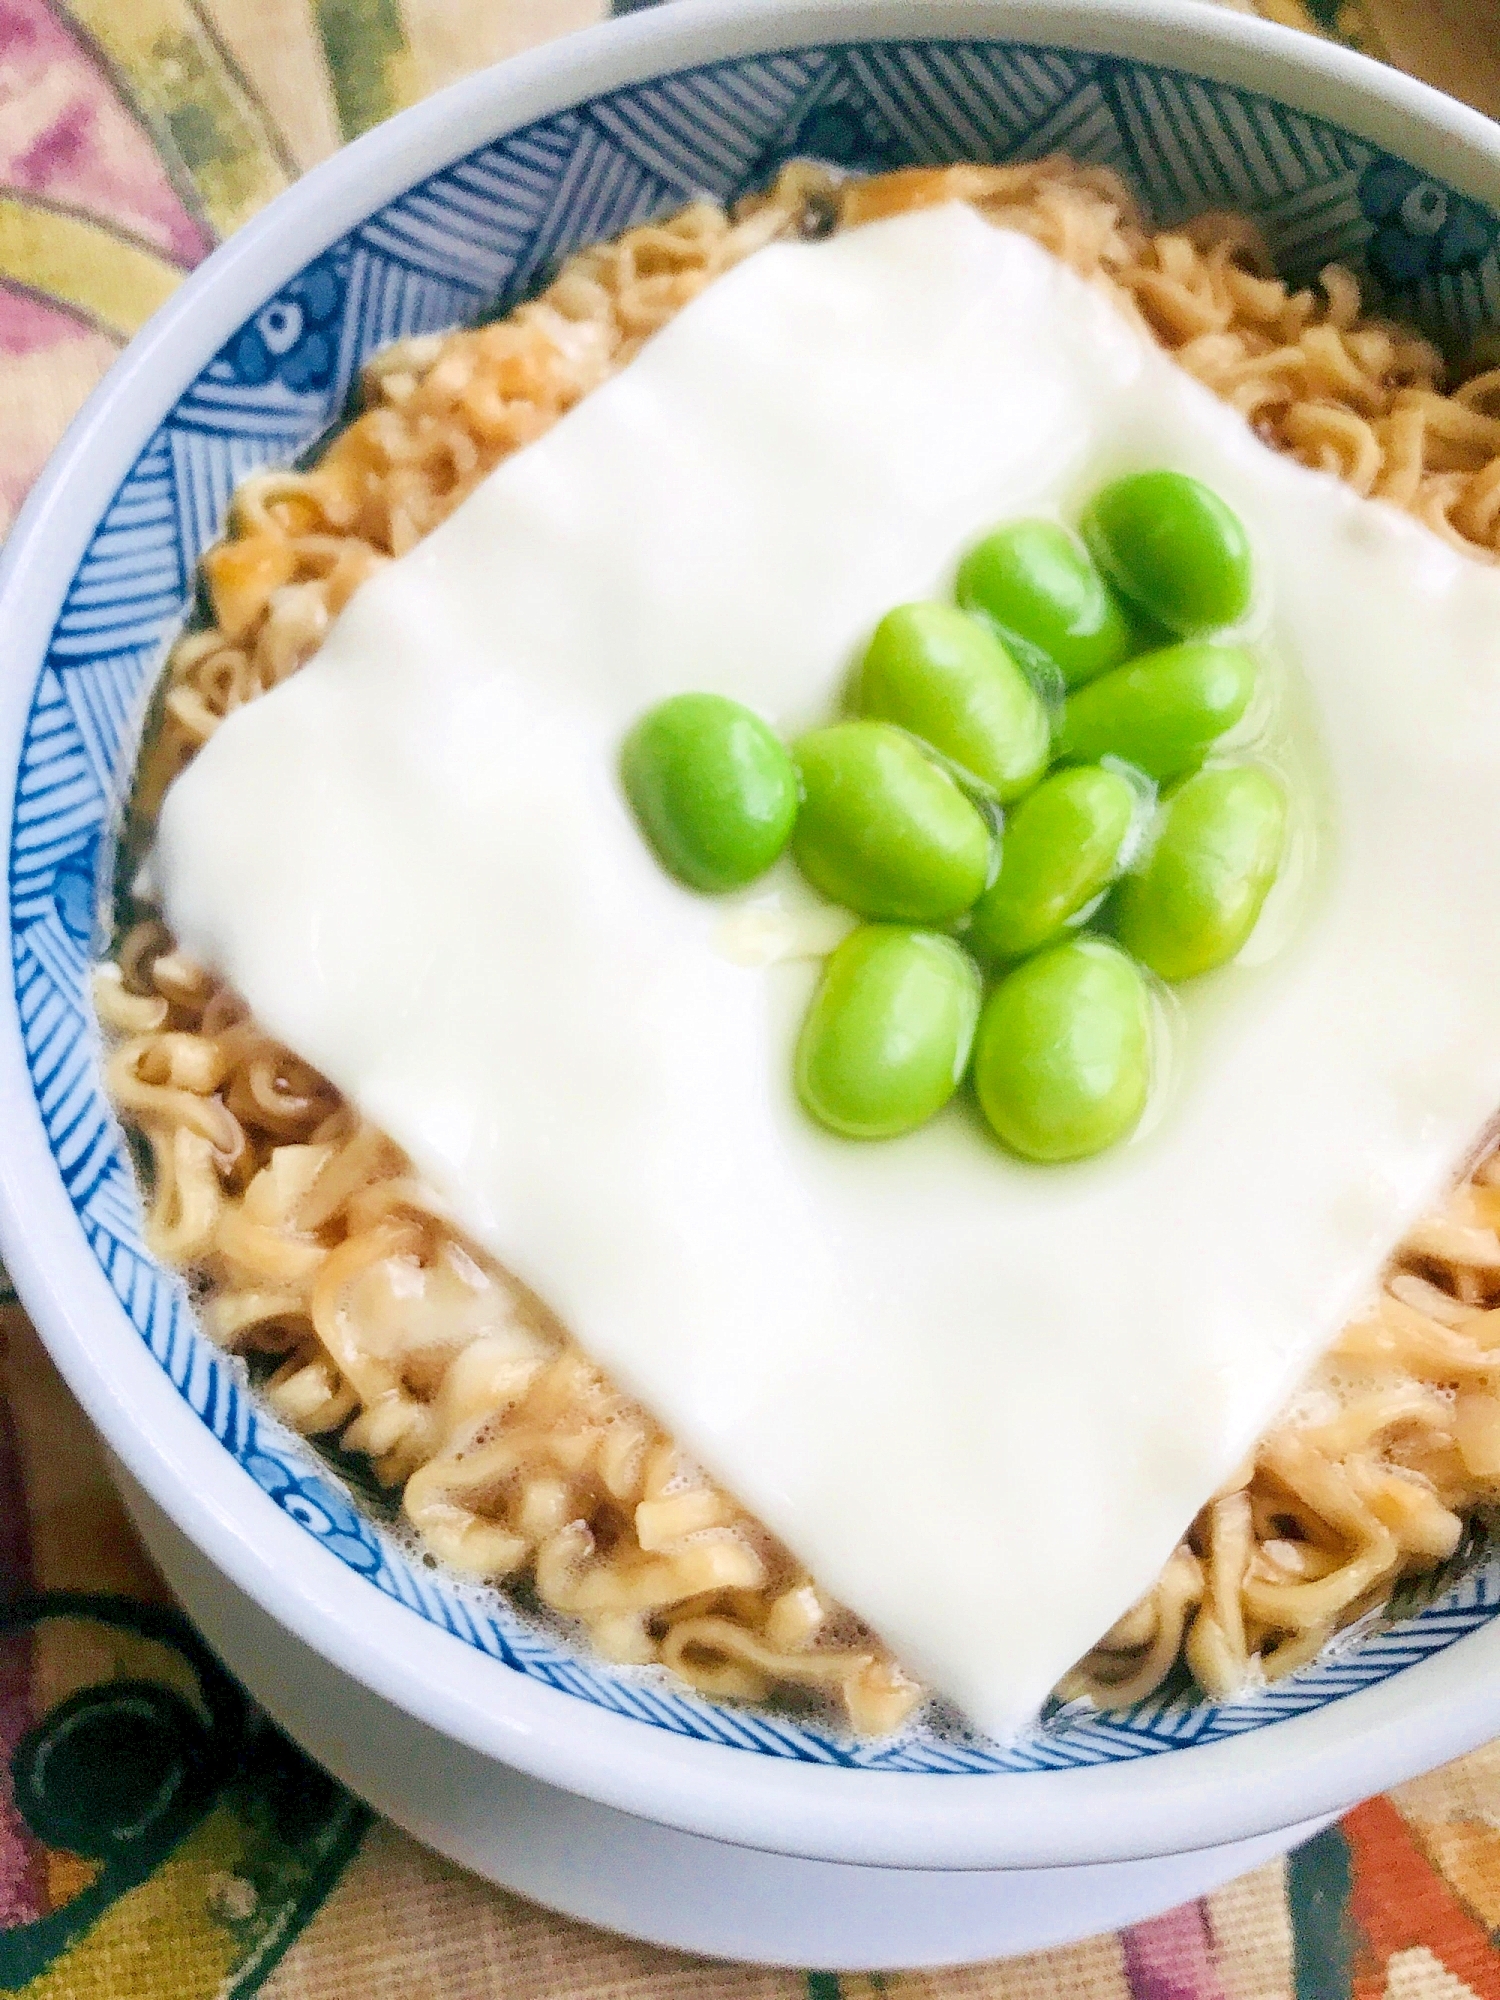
[117,1470,1330,1968]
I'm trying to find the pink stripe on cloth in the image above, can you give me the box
[0,0,211,266]
[0,1387,44,1927]
[0,287,117,537]
[1122,1901,1229,2000]
[0,281,90,355]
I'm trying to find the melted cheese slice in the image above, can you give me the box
[155,207,1500,1738]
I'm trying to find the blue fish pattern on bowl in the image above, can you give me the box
[14,38,1500,1776]
[1358,158,1498,289]
[222,252,348,394]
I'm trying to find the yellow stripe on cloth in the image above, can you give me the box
[0,198,183,340]
[205,0,344,172]
[399,0,606,102]
[60,0,295,238]
[13,1810,244,2000]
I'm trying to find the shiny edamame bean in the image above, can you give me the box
[1083,471,1253,636]
[792,721,993,923]
[853,603,1050,800]
[621,692,797,892]
[967,765,1137,964]
[1057,642,1256,783]
[796,926,981,1139]
[1113,764,1287,981]
[972,938,1152,1162]
[956,519,1137,689]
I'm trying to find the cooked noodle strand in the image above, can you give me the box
[103,161,1500,1729]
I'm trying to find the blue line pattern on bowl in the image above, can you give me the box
[14,38,1500,1773]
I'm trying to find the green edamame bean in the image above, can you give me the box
[853,603,1050,800]
[967,766,1137,964]
[972,938,1151,1162]
[1058,642,1256,782]
[1083,472,1253,636]
[956,519,1137,689]
[796,926,981,1139]
[792,722,993,923]
[621,693,797,893]
[1113,764,1287,982]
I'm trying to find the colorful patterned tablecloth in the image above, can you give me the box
[6,0,1500,1993]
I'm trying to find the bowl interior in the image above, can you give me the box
[14,26,1500,1777]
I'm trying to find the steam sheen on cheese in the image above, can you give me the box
[155,208,1500,1738]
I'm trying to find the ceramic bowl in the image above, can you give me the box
[5,0,1500,1880]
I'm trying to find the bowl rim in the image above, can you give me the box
[7,0,1500,1873]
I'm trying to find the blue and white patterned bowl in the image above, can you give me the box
[6,0,1500,1872]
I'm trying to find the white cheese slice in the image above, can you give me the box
[154,207,1500,1739]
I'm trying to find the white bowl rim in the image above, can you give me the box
[6,0,1500,1873]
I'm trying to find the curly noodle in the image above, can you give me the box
[103,159,1500,1730]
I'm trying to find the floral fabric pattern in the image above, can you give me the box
[7,1,1500,1997]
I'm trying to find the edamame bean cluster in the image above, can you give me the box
[621,470,1289,1162]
